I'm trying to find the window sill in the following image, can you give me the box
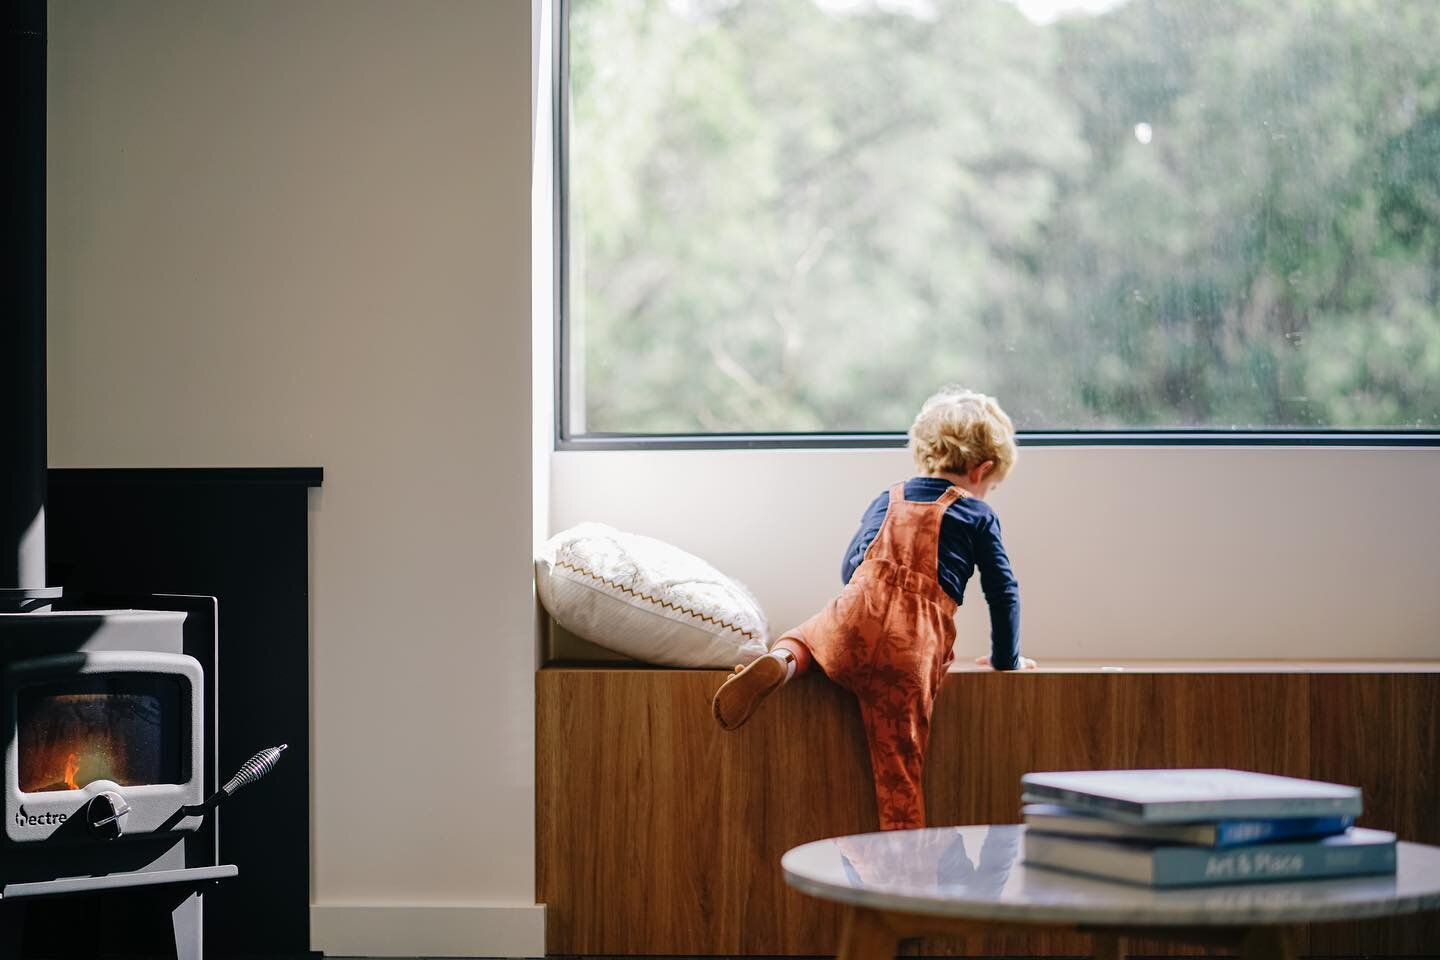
[557,431,1440,451]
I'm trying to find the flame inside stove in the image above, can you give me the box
[63,752,81,790]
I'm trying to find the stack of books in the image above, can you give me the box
[1018,768,1397,887]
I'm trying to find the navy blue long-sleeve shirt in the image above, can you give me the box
[841,477,1022,670]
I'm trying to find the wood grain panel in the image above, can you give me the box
[1307,674,1440,955]
[920,675,1134,957]
[538,668,1439,957]
[538,667,876,955]
[918,674,1312,958]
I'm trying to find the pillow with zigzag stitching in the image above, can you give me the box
[535,522,770,668]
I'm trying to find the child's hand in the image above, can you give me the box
[974,655,1038,670]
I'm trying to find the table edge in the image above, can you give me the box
[781,830,1440,927]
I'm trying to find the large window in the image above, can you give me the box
[561,0,1440,439]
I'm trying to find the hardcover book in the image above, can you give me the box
[1022,803,1355,848]
[1019,769,1363,823]
[1022,826,1397,888]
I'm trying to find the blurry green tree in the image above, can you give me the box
[567,0,1440,432]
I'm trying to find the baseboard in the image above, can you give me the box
[310,902,546,957]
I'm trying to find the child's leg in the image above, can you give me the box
[772,637,813,675]
[732,638,812,676]
[857,695,928,830]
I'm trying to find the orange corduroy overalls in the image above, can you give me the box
[780,482,965,831]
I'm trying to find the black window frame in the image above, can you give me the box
[551,0,1440,452]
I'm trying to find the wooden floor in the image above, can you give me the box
[536,666,1440,957]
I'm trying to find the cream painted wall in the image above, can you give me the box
[47,2,539,956]
[533,0,556,557]
[551,447,1440,661]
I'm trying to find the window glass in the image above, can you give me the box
[566,0,1440,434]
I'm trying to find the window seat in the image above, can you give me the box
[536,661,1440,957]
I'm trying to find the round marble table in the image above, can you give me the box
[781,825,1440,960]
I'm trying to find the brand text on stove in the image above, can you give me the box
[15,809,68,826]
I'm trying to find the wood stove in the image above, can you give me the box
[0,600,229,960]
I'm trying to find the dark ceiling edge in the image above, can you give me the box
[48,468,325,488]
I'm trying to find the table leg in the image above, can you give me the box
[1091,931,1125,960]
[1238,926,1297,960]
[169,890,203,960]
[837,906,898,960]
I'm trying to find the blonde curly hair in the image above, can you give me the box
[908,387,1017,482]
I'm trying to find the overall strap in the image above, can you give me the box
[862,482,963,594]
[935,485,968,509]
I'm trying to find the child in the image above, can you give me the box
[711,386,1035,830]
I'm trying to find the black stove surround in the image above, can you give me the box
[1,3,235,956]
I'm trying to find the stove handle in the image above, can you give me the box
[158,743,289,833]
[86,790,131,838]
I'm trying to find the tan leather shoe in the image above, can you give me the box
[712,651,791,731]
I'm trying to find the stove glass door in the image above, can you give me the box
[17,675,187,792]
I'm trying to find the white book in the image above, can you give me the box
[1019,769,1363,823]
[1023,826,1396,888]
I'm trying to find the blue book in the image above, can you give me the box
[1019,769,1363,823]
[1023,804,1354,848]
[1023,826,1396,887]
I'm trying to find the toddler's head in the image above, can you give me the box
[908,387,1017,496]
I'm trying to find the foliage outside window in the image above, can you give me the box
[563,0,1440,435]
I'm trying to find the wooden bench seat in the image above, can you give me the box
[536,663,1440,957]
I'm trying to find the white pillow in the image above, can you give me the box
[535,522,770,668]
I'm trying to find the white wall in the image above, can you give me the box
[47,2,540,956]
[551,447,1440,661]
[532,0,556,557]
